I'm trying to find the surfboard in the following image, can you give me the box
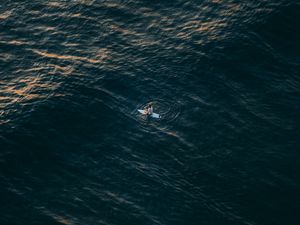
[138,109,160,118]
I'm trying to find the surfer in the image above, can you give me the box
[138,103,159,118]
[145,103,153,116]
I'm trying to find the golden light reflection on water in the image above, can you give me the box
[46,1,65,8]
[0,10,12,20]
[1,44,110,124]
[0,76,58,108]
[40,209,74,225]
[7,40,31,46]
[0,62,74,124]
[32,49,110,64]
[25,64,74,76]
[0,75,55,124]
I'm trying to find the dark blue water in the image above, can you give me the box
[1,1,300,225]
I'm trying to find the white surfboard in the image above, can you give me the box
[138,109,160,118]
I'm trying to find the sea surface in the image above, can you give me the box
[1,1,299,225]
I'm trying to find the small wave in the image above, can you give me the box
[0,10,13,20]
[39,209,74,225]
[31,49,110,64]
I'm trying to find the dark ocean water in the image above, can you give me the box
[1,1,300,225]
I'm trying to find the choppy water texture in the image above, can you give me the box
[1,1,300,225]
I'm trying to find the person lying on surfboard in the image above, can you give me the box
[145,103,153,116]
[138,103,160,118]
